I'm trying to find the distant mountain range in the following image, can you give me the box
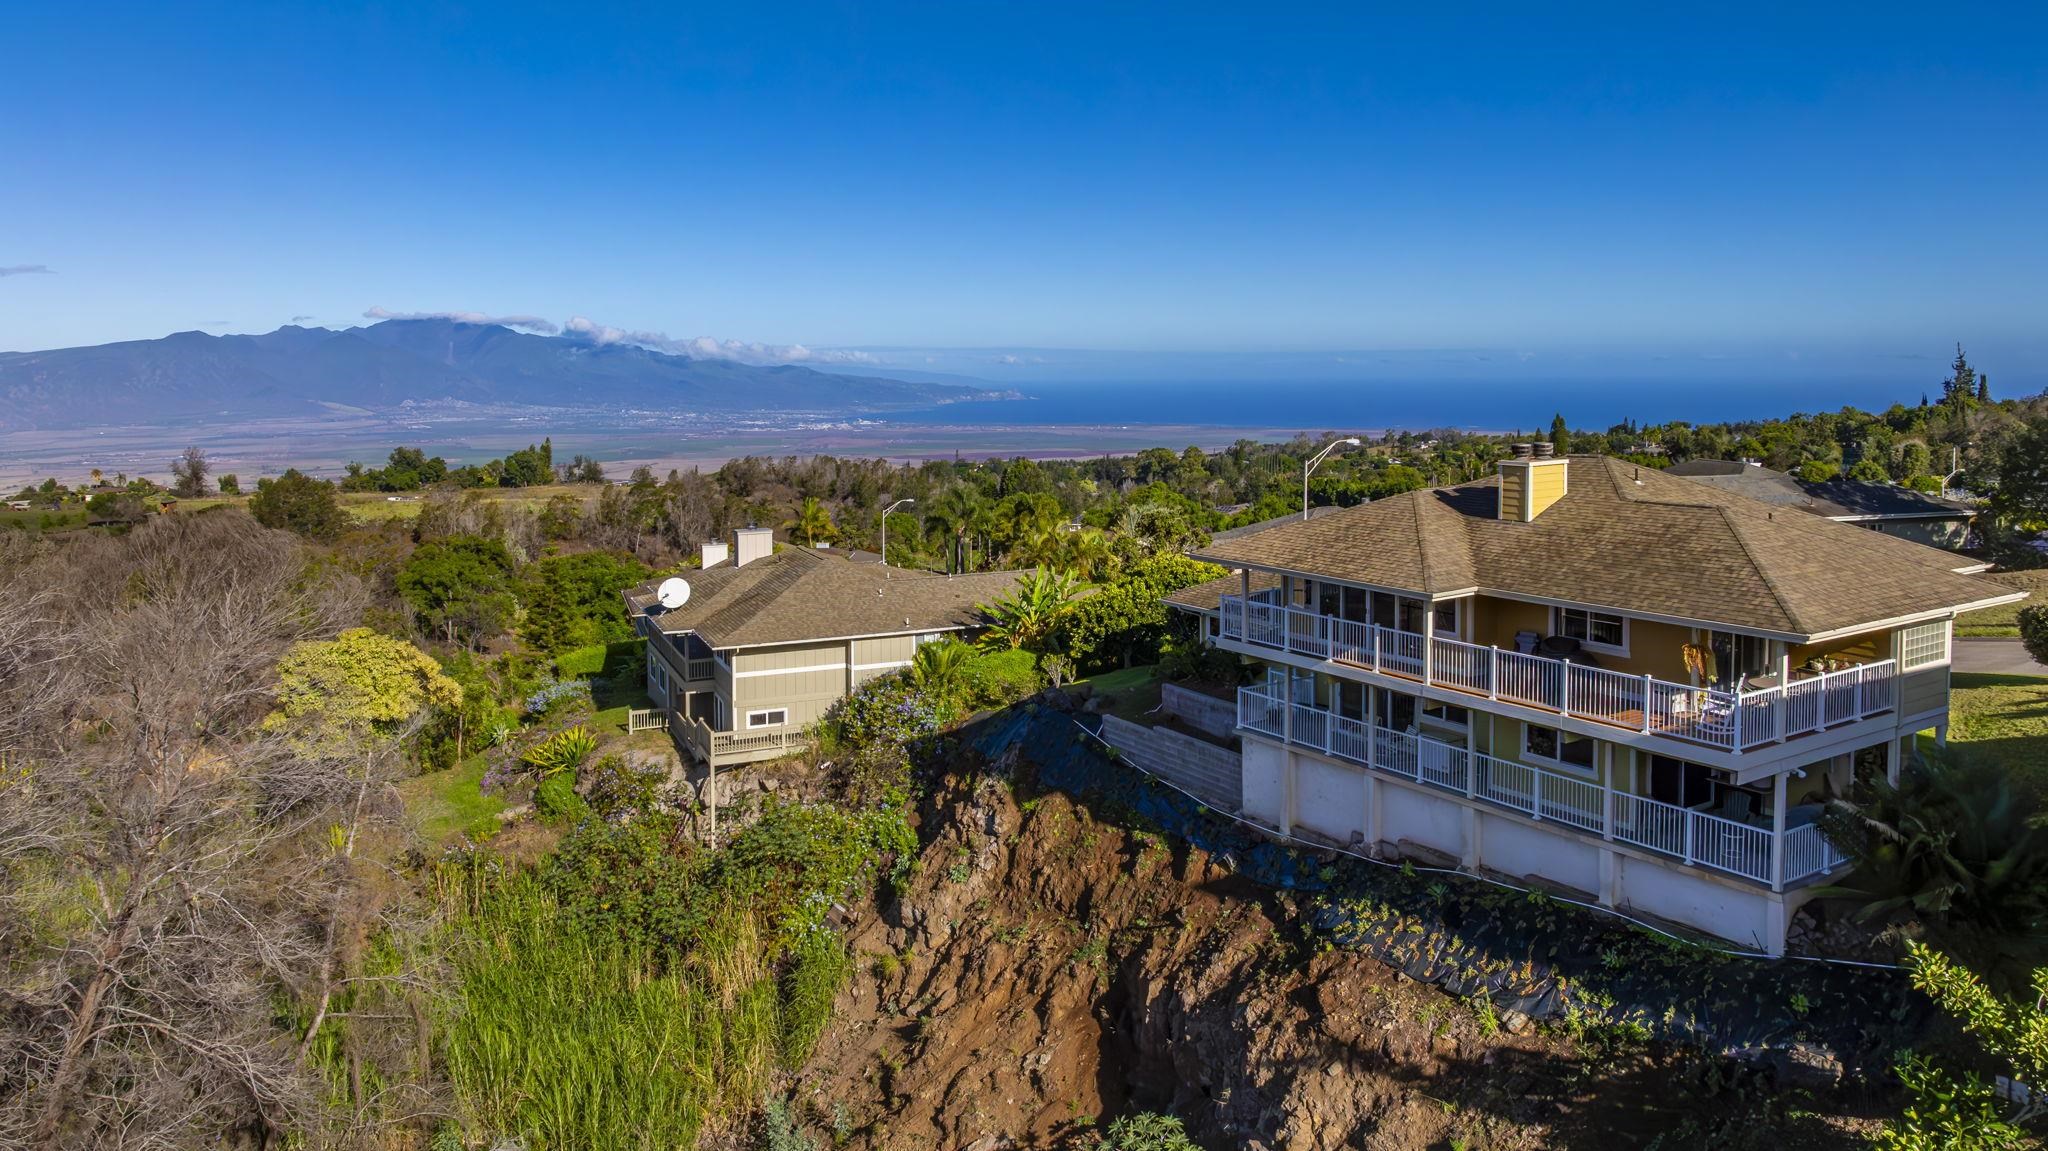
[0,319,1008,429]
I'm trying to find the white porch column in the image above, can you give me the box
[1600,742,1615,841]
[1239,568,1250,639]
[1770,771,1788,893]
[1886,735,1902,785]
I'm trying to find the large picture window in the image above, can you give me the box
[1899,621,1949,669]
[1555,606,1627,652]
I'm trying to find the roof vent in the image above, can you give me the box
[1532,441,1556,460]
[1512,442,1536,459]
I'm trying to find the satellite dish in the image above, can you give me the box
[656,577,691,610]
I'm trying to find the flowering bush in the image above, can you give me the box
[523,675,592,717]
[822,673,943,751]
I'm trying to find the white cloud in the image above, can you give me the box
[363,306,560,334]
[0,264,54,276]
[561,315,880,366]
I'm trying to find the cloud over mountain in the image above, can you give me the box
[363,306,559,334]
[560,315,880,366]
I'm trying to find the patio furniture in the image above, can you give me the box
[1514,630,1539,654]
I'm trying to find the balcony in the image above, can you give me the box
[1236,688,1849,890]
[670,711,809,767]
[1217,595,1896,754]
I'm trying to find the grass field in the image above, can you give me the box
[399,757,507,844]
[1076,664,1164,723]
[341,484,596,523]
[1946,671,2048,796]
[1957,569,2048,637]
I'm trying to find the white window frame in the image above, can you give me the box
[1899,621,1950,670]
[1431,599,1460,636]
[1554,606,1629,655]
[1523,722,1597,777]
[745,708,788,729]
[648,656,670,698]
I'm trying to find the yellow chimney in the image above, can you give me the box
[1497,443,1569,521]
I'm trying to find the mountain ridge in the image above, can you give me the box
[0,319,1006,429]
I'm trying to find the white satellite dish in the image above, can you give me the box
[656,577,692,610]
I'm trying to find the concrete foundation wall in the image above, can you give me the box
[1241,734,1794,953]
[1159,682,1238,740]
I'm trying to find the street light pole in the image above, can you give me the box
[1303,437,1362,520]
[880,497,915,568]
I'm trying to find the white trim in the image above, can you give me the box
[731,661,846,679]
[851,659,913,672]
[744,708,789,729]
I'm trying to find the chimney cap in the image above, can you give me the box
[1512,443,1536,459]
[1532,442,1556,460]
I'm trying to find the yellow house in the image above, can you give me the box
[1163,447,2025,954]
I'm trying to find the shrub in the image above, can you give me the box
[2019,605,2048,667]
[525,675,593,717]
[1074,1112,1201,1151]
[522,726,600,779]
[959,648,1043,709]
[1057,553,1226,673]
[534,773,588,823]
[778,930,852,1068]
[822,674,944,750]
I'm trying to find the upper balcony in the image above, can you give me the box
[1217,593,1897,755]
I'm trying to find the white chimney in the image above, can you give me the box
[732,526,774,567]
[700,540,730,569]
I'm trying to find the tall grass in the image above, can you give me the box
[441,873,800,1150]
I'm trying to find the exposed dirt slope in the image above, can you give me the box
[795,761,1881,1150]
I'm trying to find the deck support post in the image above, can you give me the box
[1770,771,1788,893]
[1886,735,1902,786]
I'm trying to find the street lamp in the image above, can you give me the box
[879,497,915,568]
[1303,437,1362,520]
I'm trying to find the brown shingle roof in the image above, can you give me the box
[626,548,1027,649]
[1165,571,1281,612]
[1194,456,2021,639]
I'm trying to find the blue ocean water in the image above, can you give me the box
[879,376,1919,434]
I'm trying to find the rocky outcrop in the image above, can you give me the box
[793,766,1878,1150]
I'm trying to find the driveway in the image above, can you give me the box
[1953,637,2048,677]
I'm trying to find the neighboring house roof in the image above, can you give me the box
[1665,460,1976,522]
[1165,571,1281,612]
[1193,455,2021,640]
[626,547,1026,649]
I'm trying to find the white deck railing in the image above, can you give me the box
[1218,595,1896,754]
[1235,687,1849,887]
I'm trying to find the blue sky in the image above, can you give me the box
[3,2,2044,393]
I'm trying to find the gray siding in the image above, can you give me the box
[1900,664,1951,721]
[730,639,853,730]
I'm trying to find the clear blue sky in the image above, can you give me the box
[3,2,2044,392]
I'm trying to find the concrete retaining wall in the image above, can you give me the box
[1159,682,1238,740]
[1100,715,1243,812]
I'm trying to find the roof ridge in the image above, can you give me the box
[1711,504,1808,633]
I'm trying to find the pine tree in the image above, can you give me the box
[1978,373,1991,403]
[1942,343,1978,410]
[1550,413,1570,454]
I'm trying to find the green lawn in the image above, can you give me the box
[1956,570,2048,637]
[1946,672,2048,796]
[1077,664,1164,723]
[398,757,507,844]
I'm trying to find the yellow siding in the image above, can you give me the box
[1590,619,1691,681]
[1527,459,1568,518]
[1789,629,1886,671]
[1475,595,1549,650]
[1497,469,1527,521]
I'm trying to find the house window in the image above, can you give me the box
[1555,606,1627,652]
[745,708,788,729]
[1423,700,1469,727]
[648,658,670,698]
[1525,723,1596,772]
[1900,621,1949,670]
[1432,600,1459,635]
[916,632,945,646]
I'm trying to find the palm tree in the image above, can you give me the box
[909,637,976,706]
[978,568,1084,653]
[925,484,984,573]
[788,497,836,547]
